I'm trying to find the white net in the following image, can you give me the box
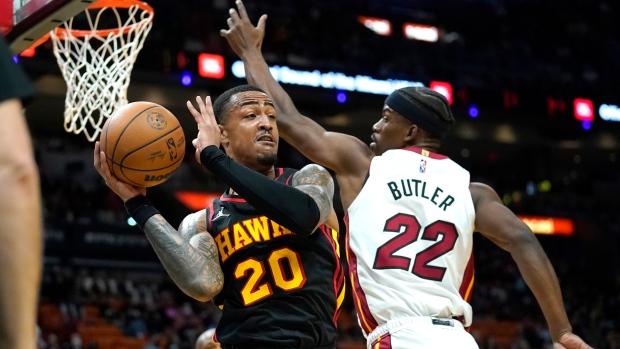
[50,1,153,142]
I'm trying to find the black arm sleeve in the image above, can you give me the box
[200,146,320,236]
[0,36,36,104]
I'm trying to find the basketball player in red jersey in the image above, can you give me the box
[220,2,593,348]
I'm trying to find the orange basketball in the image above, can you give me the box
[99,101,186,187]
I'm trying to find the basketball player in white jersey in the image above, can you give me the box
[219,2,593,348]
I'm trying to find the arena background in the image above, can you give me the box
[12,0,620,348]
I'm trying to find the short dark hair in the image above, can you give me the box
[212,84,267,124]
[394,87,455,139]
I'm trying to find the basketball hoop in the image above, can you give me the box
[49,0,154,142]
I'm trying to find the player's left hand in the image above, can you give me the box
[220,0,267,59]
[94,141,146,201]
[553,332,593,349]
[187,96,221,164]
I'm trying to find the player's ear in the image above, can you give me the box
[404,124,417,143]
[219,126,227,141]
[220,127,229,148]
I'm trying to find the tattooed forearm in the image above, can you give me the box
[143,215,223,301]
[190,233,223,296]
[292,164,334,226]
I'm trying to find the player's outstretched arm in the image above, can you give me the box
[94,142,223,301]
[149,211,223,302]
[220,0,372,175]
[470,183,592,349]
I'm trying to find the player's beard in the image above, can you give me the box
[257,153,277,167]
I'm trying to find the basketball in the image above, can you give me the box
[99,101,186,187]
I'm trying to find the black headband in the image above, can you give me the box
[385,91,451,139]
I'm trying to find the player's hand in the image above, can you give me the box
[220,0,267,59]
[553,332,593,349]
[195,329,220,349]
[186,96,221,164]
[94,141,146,201]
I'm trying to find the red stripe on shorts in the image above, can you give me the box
[371,332,392,349]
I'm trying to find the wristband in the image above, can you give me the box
[124,195,160,229]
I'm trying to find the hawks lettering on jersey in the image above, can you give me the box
[213,215,295,263]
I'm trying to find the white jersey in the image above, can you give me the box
[346,146,476,337]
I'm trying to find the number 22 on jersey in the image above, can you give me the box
[235,247,306,305]
[373,213,458,281]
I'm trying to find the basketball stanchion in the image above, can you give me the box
[49,0,154,142]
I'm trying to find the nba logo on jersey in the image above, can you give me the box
[419,159,427,173]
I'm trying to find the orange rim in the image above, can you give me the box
[24,33,52,51]
[52,0,154,39]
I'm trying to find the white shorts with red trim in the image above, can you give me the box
[366,317,479,349]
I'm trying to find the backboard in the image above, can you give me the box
[2,0,94,54]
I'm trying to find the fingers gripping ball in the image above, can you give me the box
[100,102,185,187]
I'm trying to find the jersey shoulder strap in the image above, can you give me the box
[276,167,298,186]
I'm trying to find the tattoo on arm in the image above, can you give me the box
[292,164,335,227]
[178,212,202,243]
[142,213,223,301]
[189,233,224,297]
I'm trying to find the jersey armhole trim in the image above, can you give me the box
[206,202,215,232]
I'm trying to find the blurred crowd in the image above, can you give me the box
[37,266,221,349]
